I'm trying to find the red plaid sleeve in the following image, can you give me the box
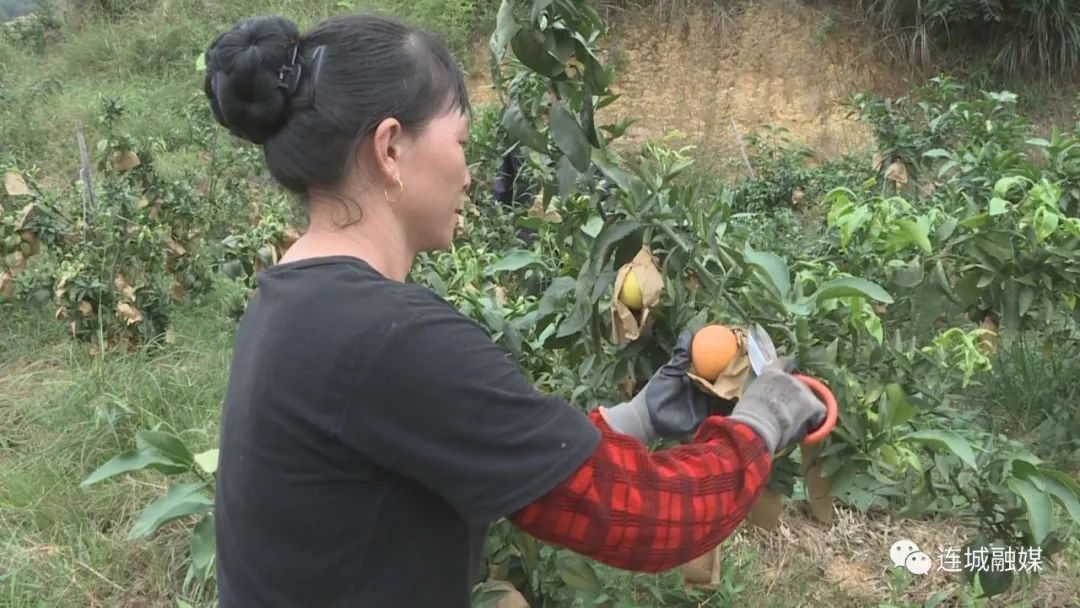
[509,409,772,573]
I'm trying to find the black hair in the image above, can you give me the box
[203,12,471,199]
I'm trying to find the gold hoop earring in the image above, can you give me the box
[385,176,404,203]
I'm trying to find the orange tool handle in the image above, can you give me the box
[793,373,838,446]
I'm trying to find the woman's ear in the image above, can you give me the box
[367,117,403,185]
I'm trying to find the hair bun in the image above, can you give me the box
[203,15,301,145]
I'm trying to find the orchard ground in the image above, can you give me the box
[3,292,1078,605]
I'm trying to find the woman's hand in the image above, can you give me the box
[726,358,827,453]
[600,330,725,443]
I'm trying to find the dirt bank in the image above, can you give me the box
[468,0,906,165]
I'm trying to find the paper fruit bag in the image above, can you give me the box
[686,325,752,401]
[611,247,664,345]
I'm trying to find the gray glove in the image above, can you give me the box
[600,330,723,443]
[727,358,827,453]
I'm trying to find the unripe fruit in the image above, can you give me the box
[619,269,643,310]
[691,324,739,382]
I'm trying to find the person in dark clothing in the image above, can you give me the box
[492,145,545,247]
[202,12,827,608]
[493,145,533,207]
[492,145,538,246]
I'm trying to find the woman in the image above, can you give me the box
[204,12,826,608]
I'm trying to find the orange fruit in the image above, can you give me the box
[691,324,739,382]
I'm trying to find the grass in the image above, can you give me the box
[2,283,1078,606]
[976,331,1080,471]
[0,281,237,606]
[0,0,497,178]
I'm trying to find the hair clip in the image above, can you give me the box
[277,41,303,95]
[306,45,326,106]
[309,45,326,88]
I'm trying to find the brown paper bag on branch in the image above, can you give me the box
[747,488,784,531]
[611,247,664,345]
[486,580,529,608]
[800,442,834,524]
[680,545,723,589]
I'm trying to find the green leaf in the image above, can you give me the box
[582,215,604,238]
[932,260,960,305]
[591,147,645,202]
[1041,471,1080,523]
[972,231,1014,263]
[221,260,244,279]
[893,263,925,289]
[1018,286,1035,317]
[896,219,932,253]
[989,197,1009,216]
[580,47,611,92]
[195,54,206,72]
[137,431,195,468]
[1043,468,1080,495]
[612,229,644,269]
[502,101,546,153]
[977,567,1014,598]
[955,270,981,308]
[884,383,917,429]
[128,482,214,540]
[959,212,989,229]
[906,430,978,471]
[556,552,602,592]
[592,269,615,304]
[490,0,520,61]
[586,221,644,283]
[938,160,959,178]
[510,27,563,77]
[190,514,216,572]
[580,86,599,148]
[549,101,591,172]
[924,589,953,608]
[1007,477,1053,545]
[193,449,219,475]
[530,0,554,23]
[515,216,545,231]
[537,276,576,317]
[1003,276,1020,329]
[548,28,575,64]
[742,247,790,301]
[936,216,958,241]
[993,175,1030,198]
[81,448,190,486]
[556,154,578,201]
[1033,208,1059,242]
[485,250,537,275]
[556,281,593,338]
[814,277,894,304]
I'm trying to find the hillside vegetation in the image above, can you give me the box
[0,0,40,20]
[2,1,1080,607]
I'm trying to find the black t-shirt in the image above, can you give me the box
[214,255,601,607]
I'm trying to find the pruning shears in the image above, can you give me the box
[746,323,838,448]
